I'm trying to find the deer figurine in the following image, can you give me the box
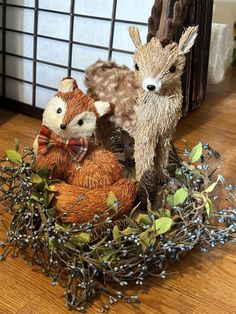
[85,0,198,187]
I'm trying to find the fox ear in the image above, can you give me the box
[58,77,78,93]
[94,101,111,117]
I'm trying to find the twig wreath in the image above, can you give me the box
[0,142,236,312]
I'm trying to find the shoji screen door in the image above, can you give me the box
[0,0,154,116]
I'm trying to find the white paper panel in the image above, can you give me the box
[74,0,113,18]
[6,78,32,104]
[116,0,153,23]
[37,37,68,66]
[74,17,110,47]
[113,22,148,51]
[71,71,86,93]
[6,0,34,7]
[38,0,70,13]
[35,86,56,109]
[37,62,67,88]
[6,7,34,33]
[38,11,70,40]
[6,55,33,81]
[6,31,33,57]
[72,44,108,70]
[111,51,133,69]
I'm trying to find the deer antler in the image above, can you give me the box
[147,0,189,46]
[147,0,163,43]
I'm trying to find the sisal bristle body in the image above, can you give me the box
[55,179,136,224]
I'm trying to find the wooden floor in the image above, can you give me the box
[0,68,235,314]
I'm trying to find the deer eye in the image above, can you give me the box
[135,63,139,71]
[57,108,62,114]
[169,65,176,73]
[78,119,84,126]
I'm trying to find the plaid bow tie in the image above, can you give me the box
[38,125,88,163]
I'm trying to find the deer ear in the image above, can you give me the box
[178,26,198,55]
[129,26,142,48]
[94,101,111,118]
[58,77,78,93]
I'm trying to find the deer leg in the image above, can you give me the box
[154,136,171,184]
[95,115,116,148]
[133,136,156,182]
[133,135,159,208]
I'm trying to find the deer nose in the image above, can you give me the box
[147,85,156,91]
[60,123,66,130]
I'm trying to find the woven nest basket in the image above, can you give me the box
[0,142,236,312]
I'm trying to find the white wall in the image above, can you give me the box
[213,0,236,31]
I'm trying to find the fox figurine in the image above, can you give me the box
[34,77,136,224]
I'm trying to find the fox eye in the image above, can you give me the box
[135,63,139,71]
[169,65,176,73]
[57,108,62,114]
[78,119,84,126]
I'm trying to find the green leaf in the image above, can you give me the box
[6,150,22,164]
[158,208,171,218]
[72,232,91,243]
[136,214,152,226]
[204,175,220,193]
[166,194,174,206]
[63,242,77,251]
[139,230,150,251]
[112,225,120,240]
[55,222,65,231]
[37,166,49,179]
[100,253,113,262]
[46,208,56,218]
[120,227,138,235]
[173,187,188,205]
[55,222,71,231]
[47,193,54,206]
[189,142,203,163]
[48,239,55,251]
[192,192,204,202]
[154,217,173,235]
[47,184,57,192]
[107,191,117,208]
[31,173,43,184]
[100,250,117,261]
[175,168,182,176]
[205,198,213,216]
[43,190,49,206]
[149,235,157,247]
[31,192,40,202]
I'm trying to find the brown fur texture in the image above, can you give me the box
[85,26,198,184]
[35,77,136,224]
[54,179,136,224]
[36,144,122,189]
